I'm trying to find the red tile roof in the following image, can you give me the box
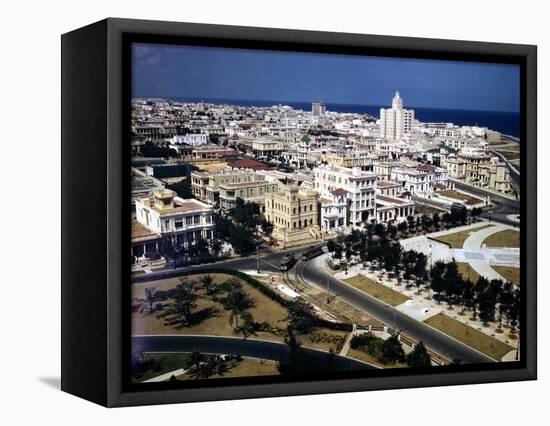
[228,158,272,170]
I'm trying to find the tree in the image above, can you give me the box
[382,335,406,364]
[407,215,416,232]
[143,287,157,314]
[430,261,447,301]
[189,350,206,372]
[443,262,463,309]
[432,213,441,229]
[222,289,255,328]
[287,298,317,334]
[407,341,432,368]
[260,219,274,238]
[200,274,215,295]
[478,284,497,325]
[209,239,223,258]
[471,207,483,221]
[157,280,199,326]
[397,220,408,235]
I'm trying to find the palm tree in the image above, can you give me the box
[200,274,215,295]
[224,290,255,328]
[143,287,157,314]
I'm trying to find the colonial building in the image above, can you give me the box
[375,180,415,223]
[314,164,377,227]
[191,168,277,209]
[319,188,348,232]
[133,190,215,255]
[264,185,320,248]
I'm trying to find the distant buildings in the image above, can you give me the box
[264,185,320,248]
[379,91,415,141]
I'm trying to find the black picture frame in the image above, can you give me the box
[61,17,537,407]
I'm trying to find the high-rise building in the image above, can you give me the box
[311,101,326,117]
[379,91,415,141]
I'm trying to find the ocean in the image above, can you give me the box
[171,97,521,139]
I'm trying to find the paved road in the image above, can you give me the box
[452,180,520,227]
[133,243,496,364]
[133,335,374,371]
[297,256,496,364]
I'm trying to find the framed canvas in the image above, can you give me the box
[61,18,537,407]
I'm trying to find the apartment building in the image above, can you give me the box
[314,164,377,227]
[133,189,215,255]
[264,185,320,248]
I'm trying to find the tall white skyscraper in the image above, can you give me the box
[379,91,415,141]
[312,101,326,117]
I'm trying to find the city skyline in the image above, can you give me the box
[132,43,520,113]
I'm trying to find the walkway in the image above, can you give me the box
[461,224,518,281]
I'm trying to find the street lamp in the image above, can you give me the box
[256,244,260,273]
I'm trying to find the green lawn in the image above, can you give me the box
[132,353,193,383]
[344,274,410,306]
[424,313,513,361]
[483,229,520,248]
[432,225,493,249]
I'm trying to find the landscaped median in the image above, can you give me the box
[423,313,513,361]
[343,274,410,307]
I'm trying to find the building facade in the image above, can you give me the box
[133,190,215,254]
[264,185,320,248]
[379,91,415,141]
[314,164,377,227]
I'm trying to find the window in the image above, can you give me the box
[175,220,183,229]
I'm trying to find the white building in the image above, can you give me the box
[312,101,326,117]
[135,189,215,249]
[170,133,209,146]
[379,91,415,142]
[314,164,377,227]
[319,188,348,232]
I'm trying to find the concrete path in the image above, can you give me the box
[462,224,518,281]
[339,324,357,356]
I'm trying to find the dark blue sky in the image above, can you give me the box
[132,43,520,113]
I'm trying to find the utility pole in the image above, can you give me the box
[326,278,331,304]
[256,244,260,273]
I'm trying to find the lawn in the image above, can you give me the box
[177,357,279,380]
[436,190,483,205]
[492,266,520,286]
[132,272,348,352]
[347,348,407,369]
[344,274,410,307]
[132,273,289,341]
[432,225,493,249]
[132,353,193,383]
[457,262,480,284]
[496,150,521,160]
[424,313,513,361]
[483,229,520,248]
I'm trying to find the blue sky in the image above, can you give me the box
[132,43,520,112]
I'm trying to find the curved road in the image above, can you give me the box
[133,335,374,371]
[133,244,496,364]
[298,255,496,364]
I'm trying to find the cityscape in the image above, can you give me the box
[130,45,521,383]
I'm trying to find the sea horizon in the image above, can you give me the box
[139,96,521,139]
